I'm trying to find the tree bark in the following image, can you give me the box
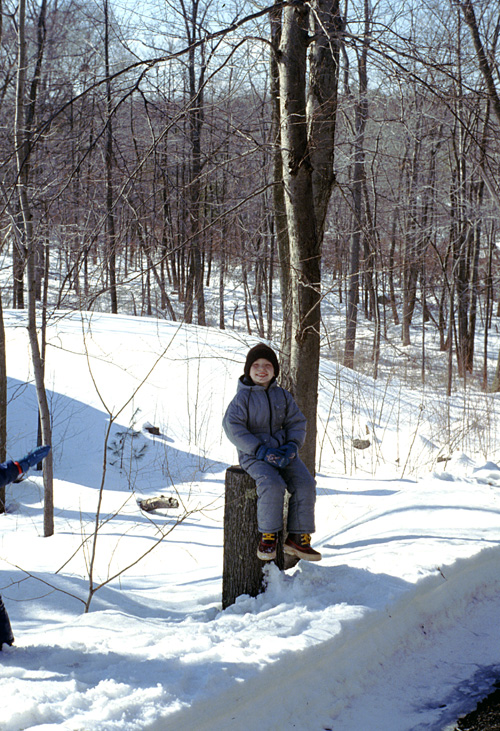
[279,3,319,475]
[459,0,500,383]
[222,466,284,609]
[277,0,341,474]
[270,5,292,383]
[459,0,500,125]
[402,125,421,347]
[15,0,54,536]
[307,0,341,237]
[104,0,118,314]
[344,2,369,369]
[182,2,206,326]
[12,219,25,310]
[483,221,493,390]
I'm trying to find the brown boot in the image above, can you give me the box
[257,532,277,561]
[284,533,321,562]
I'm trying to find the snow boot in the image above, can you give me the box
[284,533,322,562]
[257,532,277,561]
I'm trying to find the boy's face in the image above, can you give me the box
[249,358,275,388]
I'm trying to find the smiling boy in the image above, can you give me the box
[222,343,321,562]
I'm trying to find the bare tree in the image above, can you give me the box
[103,0,118,314]
[181,0,209,326]
[344,0,370,369]
[276,0,341,472]
[457,0,500,389]
[15,0,54,536]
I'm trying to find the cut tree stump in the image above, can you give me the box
[222,466,285,609]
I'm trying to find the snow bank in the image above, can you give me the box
[1,312,500,730]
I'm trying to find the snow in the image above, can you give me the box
[1,309,500,730]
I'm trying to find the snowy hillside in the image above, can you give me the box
[1,310,500,730]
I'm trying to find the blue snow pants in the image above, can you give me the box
[243,457,316,534]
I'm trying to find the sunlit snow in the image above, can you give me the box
[1,310,500,730]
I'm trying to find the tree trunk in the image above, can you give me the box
[222,466,284,609]
[270,5,292,383]
[307,0,341,237]
[0,289,6,513]
[12,219,25,309]
[104,0,118,314]
[277,0,340,475]
[266,217,274,340]
[344,217,360,371]
[344,87,368,369]
[491,339,500,392]
[278,3,319,475]
[15,0,53,537]
[182,7,206,327]
[344,10,371,369]
[459,0,500,125]
[402,126,421,347]
[465,117,488,374]
[241,255,252,336]
[139,240,176,320]
[219,244,225,330]
[483,222,493,390]
[459,0,500,382]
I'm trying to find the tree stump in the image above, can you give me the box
[222,466,284,609]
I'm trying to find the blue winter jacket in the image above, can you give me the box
[0,460,21,489]
[223,376,307,470]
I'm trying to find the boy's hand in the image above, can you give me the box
[18,445,51,473]
[280,443,298,461]
[256,445,289,468]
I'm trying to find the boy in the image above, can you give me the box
[223,343,321,562]
[0,445,50,489]
[0,444,51,650]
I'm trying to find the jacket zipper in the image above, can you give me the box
[266,388,273,436]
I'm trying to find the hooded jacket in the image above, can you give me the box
[223,376,307,470]
[0,460,22,489]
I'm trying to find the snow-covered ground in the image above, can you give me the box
[1,310,500,730]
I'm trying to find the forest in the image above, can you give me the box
[1,0,500,525]
[2,5,500,725]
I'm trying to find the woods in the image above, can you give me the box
[3,3,500,724]
[2,0,500,480]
